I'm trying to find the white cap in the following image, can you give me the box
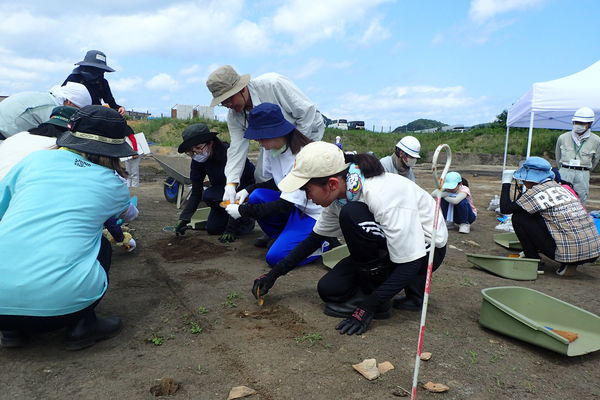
[278,141,349,192]
[50,82,92,108]
[396,135,421,158]
[572,107,594,123]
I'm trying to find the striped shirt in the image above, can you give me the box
[516,180,600,263]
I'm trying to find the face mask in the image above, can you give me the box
[269,145,287,157]
[192,152,209,163]
[404,157,417,167]
[573,124,588,134]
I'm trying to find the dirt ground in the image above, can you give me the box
[2,155,600,400]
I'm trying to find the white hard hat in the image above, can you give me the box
[572,107,595,123]
[396,136,421,158]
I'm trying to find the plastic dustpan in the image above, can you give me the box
[189,207,210,230]
[480,286,600,356]
[494,232,523,250]
[322,244,349,269]
[466,253,539,280]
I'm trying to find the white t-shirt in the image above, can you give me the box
[0,131,56,180]
[262,147,322,220]
[313,173,448,263]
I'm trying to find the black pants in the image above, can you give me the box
[0,236,112,333]
[317,202,446,305]
[203,186,230,235]
[512,211,556,260]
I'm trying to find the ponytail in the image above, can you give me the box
[343,153,384,178]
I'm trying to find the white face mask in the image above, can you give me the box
[573,124,588,134]
[269,145,287,157]
[404,157,417,167]
[192,152,210,163]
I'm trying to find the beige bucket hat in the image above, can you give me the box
[206,65,251,107]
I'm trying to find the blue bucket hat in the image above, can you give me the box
[442,171,462,190]
[244,103,295,140]
[513,156,554,183]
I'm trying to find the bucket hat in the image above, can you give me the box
[442,171,462,190]
[513,156,554,183]
[206,65,250,107]
[177,123,217,153]
[56,105,136,158]
[44,106,78,129]
[244,103,295,140]
[278,141,349,193]
[75,50,115,72]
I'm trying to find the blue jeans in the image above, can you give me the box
[441,198,476,224]
[249,188,322,266]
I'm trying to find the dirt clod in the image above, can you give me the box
[149,377,180,396]
[352,358,380,380]
[227,385,257,399]
[422,381,450,393]
[420,352,432,361]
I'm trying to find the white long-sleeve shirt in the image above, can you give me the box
[225,73,325,184]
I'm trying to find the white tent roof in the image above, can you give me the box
[507,60,600,130]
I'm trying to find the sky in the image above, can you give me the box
[1,0,600,130]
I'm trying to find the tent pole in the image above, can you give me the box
[526,111,534,158]
[502,124,510,171]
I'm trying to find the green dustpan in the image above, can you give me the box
[322,244,349,269]
[494,232,523,250]
[189,207,210,230]
[480,286,600,356]
[466,253,539,280]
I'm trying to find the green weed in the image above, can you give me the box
[190,322,203,334]
[295,332,323,346]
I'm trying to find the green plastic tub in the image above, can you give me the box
[321,244,349,269]
[480,287,600,356]
[189,207,210,230]
[493,232,523,250]
[466,253,539,280]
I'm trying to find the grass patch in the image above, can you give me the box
[295,332,323,346]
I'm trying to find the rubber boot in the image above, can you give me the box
[65,315,123,351]
[0,330,28,348]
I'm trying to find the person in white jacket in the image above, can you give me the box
[206,65,325,204]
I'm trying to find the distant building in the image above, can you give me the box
[126,110,151,120]
[441,125,466,133]
[171,104,214,120]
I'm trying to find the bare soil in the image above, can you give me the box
[2,156,600,400]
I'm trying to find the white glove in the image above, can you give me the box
[124,238,136,252]
[225,204,242,219]
[223,183,237,203]
[502,169,516,184]
[235,189,249,204]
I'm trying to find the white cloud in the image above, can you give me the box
[291,59,353,79]
[270,0,392,46]
[111,77,145,92]
[469,0,545,23]
[358,18,391,46]
[146,73,180,91]
[181,65,202,75]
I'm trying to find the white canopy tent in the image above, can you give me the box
[503,60,600,168]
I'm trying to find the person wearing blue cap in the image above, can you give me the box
[224,103,330,266]
[500,156,600,276]
[432,171,477,234]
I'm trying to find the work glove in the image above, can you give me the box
[223,183,237,203]
[235,189,249,204]
[251,268,282,299]
[219,231,237,243]
[336,307,374,336]
[502,169,516,184]
[123,237,137,252]
[175,219,190,236]
[225,204,242,220]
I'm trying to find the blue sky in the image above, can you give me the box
[1,0,599,130]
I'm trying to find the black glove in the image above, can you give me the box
[336,307,374,335]
[219,231,236,243]
[251,268,283,299]
[175,219,190,236]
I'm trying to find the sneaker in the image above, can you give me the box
[253,234,271,248]
[65,316,123,351]
[537,263,545,275]
[458,223,471,234]
[556,264,577,277]
[446,221,456,229]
